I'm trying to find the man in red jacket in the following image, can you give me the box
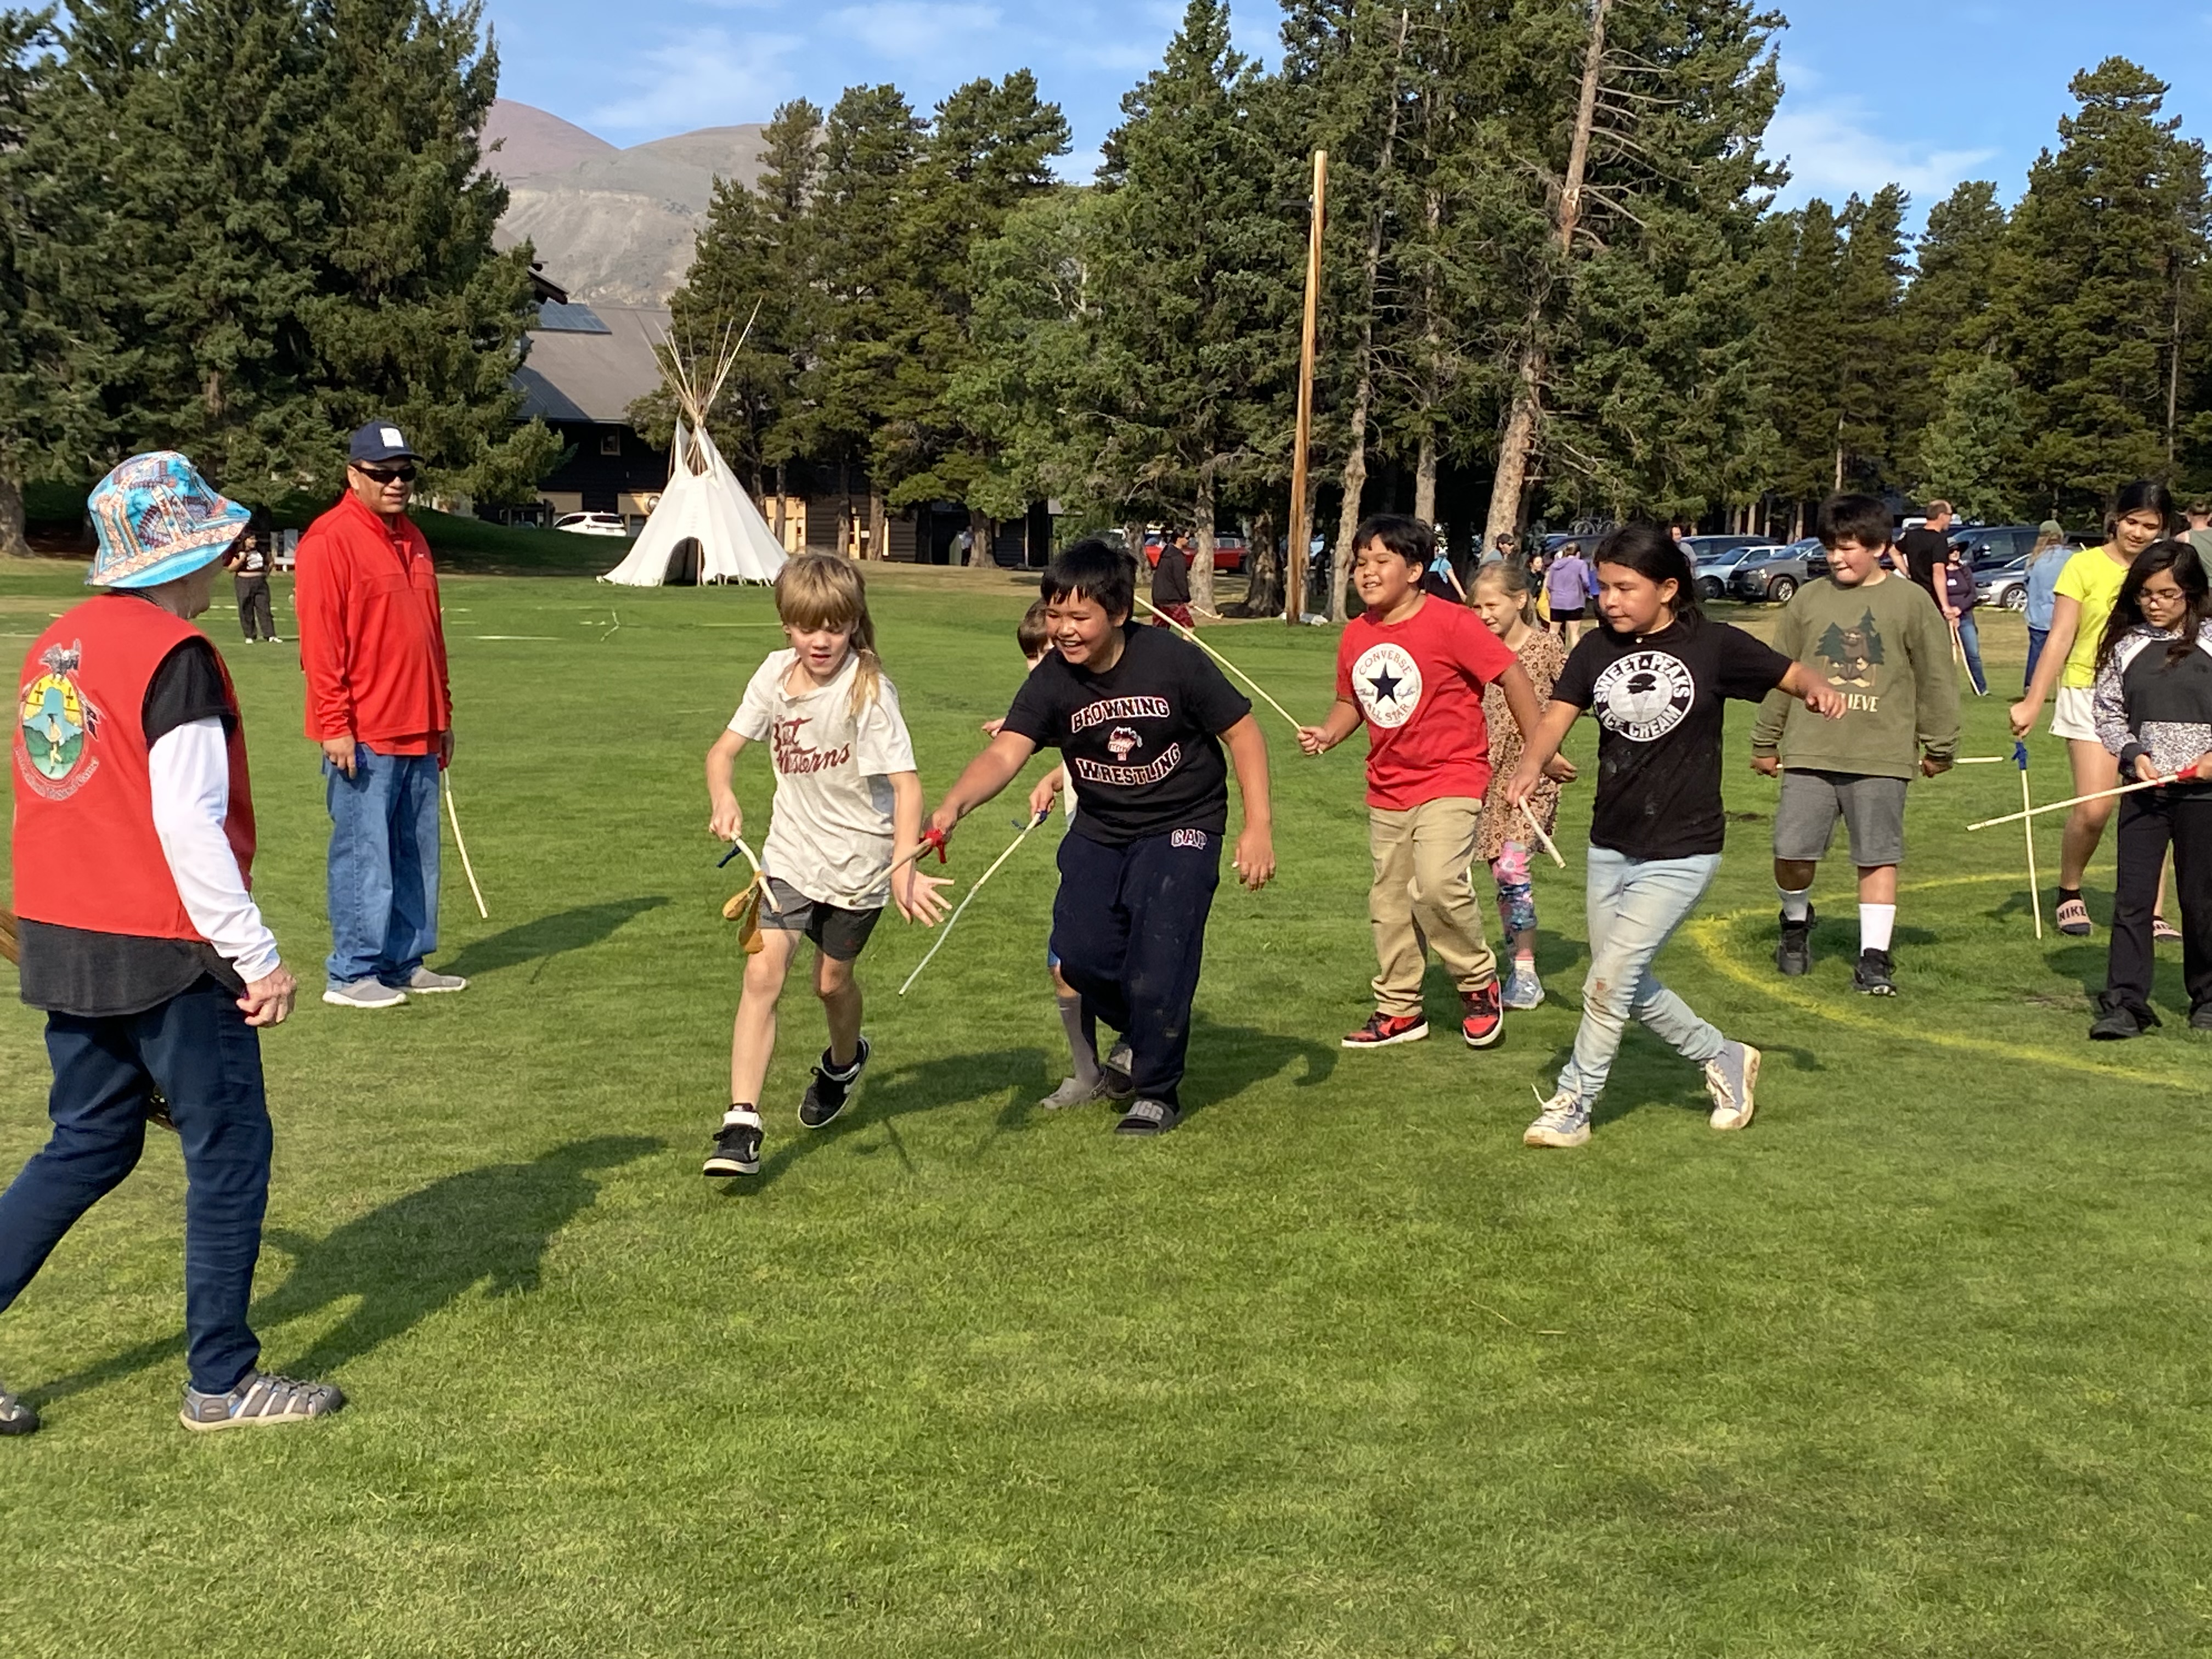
[296,421,466,1009]
[3,452,342,1435]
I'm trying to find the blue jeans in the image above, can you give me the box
[1051,828,1221,1108]
[325,746,442,988]
[2024,626,2049,693]
[1955,612,1988,695]
[0,978,271,1393]
[1555,848,1726,1105]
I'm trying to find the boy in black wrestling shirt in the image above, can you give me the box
[929,539,1276,1136]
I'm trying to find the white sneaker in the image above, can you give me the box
[323,978,407,1009]
[1703,1041,1761,1131]
[1523,1090,1592,1148]
[393,967,467,994]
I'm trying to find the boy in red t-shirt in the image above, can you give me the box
[1300,515,1549,1048]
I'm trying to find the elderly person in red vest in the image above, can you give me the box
[2,452,343,1436]
[295,420,465,1009]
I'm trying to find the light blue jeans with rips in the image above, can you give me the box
[1554,847,1726,1105]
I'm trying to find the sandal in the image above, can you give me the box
[2154,915,2182,944]
[2055,898,2092,936]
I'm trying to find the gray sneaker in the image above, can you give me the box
[0,1379,37,1436]
[180,1372,345,1432]
[1039,1075,1110,1109]
[1100,1039,1135,1101]
[323,978,406,1009]
[1501,963,1546,1011]
[1703,1040,1761,1131]
[390,967,467,994]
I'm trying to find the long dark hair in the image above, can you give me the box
[1592,521,1700,625]
[2095,540,2211,675]
[2112,479,2178,540]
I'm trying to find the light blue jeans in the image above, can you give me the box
[1554,848,1725,1105]
[1954,612,1988,696]
[324,747,442,988]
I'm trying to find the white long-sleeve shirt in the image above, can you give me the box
[148,716,281,983]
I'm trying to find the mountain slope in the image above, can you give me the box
[486,101,768,306]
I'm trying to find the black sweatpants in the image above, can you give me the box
[234,574,274,640]
[2102,788,2212,1018]
[1051,827,1222,1108]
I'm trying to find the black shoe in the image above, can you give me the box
[1852,948,1897,996]
[1775,907,1814,977]
[703,1112,763,1176]
[800,1037,870,1129]
[2089,1004,2158,1041]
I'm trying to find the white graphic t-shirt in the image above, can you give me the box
[729,649,917,910]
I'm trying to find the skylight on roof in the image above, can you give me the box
[535,301,613,335]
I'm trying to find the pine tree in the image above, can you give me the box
[300,0,556,503]
[1915,355,2027,520]
[0,5,47,554]
[1092,0,1293,613]
[1985,58,2208,514]
[1891,179,2007,470]
[1831,184,1910,489]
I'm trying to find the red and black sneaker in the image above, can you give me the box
[1342,1011,1429,1049]
[1460,983,1504,1048]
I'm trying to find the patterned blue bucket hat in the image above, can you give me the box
[86,451,251,589]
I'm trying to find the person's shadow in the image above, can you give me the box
[32,1135,658,1404]
[439,898,669,981]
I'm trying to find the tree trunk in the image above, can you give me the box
[868,492,889,562]
[1483,0,1610,551]
[2168,252,2185,465]
[1192,466,1217,617]
[968,506,990,567]
[1328,7,1411,626]
[1415,432,1438,524]
[0,469,27,559]
[1237,507,1282,618]
[772,461,788,551]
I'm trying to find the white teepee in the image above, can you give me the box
[600,326,787,587]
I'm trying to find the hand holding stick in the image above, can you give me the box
[1519,799,1566,868]
[899,810,1049,996]
[1967,759,2204,831]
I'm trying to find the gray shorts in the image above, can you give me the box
[758,876,883,962]
[1774,769,1909,868]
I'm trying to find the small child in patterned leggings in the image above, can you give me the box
[1471,563,1572,1008]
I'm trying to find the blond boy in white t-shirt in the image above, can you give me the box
[701,557,948,1178]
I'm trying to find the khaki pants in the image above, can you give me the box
[1368,797,1498,1015]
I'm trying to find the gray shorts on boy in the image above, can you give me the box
[1773,769,1908,868]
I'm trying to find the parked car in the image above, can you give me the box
[1949,523,2046,569]
[1729,538,1829,603]
[1975,555,2032,611]
[1682,534,1769,564]
[552,511,629,537]
[1691,543,1764,600]
[1143,532,1246,574]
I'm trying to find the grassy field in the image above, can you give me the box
[1,560,2207,1657]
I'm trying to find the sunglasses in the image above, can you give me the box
[356,464,417,485]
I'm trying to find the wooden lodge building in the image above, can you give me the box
[505,273,1054,567]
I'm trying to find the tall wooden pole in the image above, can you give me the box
[1286,149,1327,626]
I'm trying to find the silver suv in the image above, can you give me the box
[1729,538,1828,603]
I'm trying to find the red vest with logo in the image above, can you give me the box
[12,595,256,940]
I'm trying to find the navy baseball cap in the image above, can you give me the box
[348,420,420,465]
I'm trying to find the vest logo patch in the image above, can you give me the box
[15,640,101,799]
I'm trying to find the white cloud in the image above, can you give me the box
[1767,98,1997,211]
[832,1,1003,63]
[586,27,805,133]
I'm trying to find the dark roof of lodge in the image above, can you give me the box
[513,300,670,425]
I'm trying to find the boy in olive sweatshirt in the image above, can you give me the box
[1751,493,1961,995]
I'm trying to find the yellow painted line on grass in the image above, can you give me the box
[1682,873,2195,1093]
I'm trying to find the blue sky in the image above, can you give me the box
[486,0,2211,227]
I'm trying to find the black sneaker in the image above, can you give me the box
[799,1037,870,1130]
[2089,1004,2158,1041]
[1775,907,1814,977]
[1852,948,1897,996]
[703,1110,763,1176]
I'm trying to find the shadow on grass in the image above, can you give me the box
[32,1136,659,1404]
[439,898,669,980]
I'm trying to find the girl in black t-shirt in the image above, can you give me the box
[1503,524,1844,1149]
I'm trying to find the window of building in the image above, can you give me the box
[600,433,622,456]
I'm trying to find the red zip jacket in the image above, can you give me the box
[295,491,452,753]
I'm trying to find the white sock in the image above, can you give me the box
[721,1106,762,1128]
[1779,886,1812,922]
[1860,904,1895,953]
